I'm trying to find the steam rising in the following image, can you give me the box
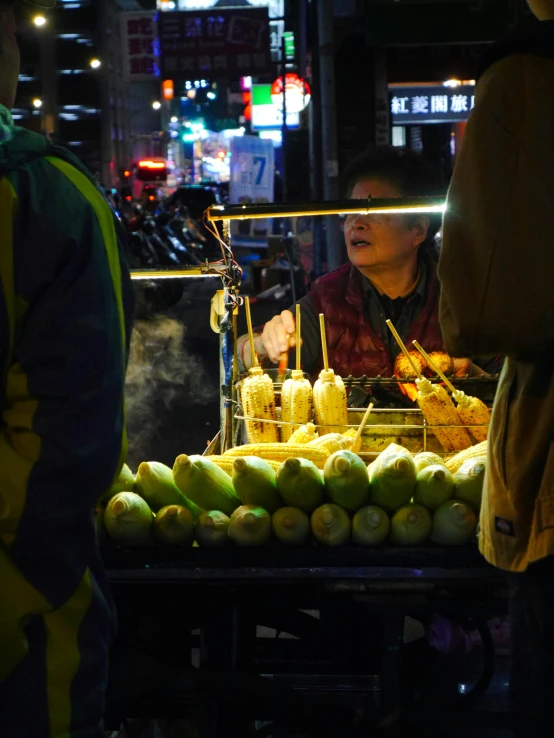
[125,315,216,470]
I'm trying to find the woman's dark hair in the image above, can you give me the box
[341,146,446,260]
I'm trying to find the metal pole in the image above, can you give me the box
[39,19,57,139]
[318,0,342,272]
[281,35,288,204]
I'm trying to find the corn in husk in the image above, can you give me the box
[241,366,279,444]
[288,422,318,445]
[207,454,281,475]
[416,379,472,452]
[313,369,348,435]
[444,441,487,474]
[224,443,329,468]
[452,390,491,443]
[281,370,313,441]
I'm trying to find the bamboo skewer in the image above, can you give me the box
[244,296,258,368]
[385,319,424,380]
[296,303,301,371]
[412,340,456,393]
[353,402,374,450]
[319,313,329,372]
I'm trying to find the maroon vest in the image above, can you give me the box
[310,261,445,377]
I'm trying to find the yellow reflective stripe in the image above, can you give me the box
[0,178,17,385]
[44,568,93,738]
[44,157,126,356]
[44,156,128,468]
[0,365,41,547]
[0,544,52,682]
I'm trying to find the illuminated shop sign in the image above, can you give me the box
[389,84,475,125]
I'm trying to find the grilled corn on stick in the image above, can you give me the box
[444,441,488,473]
[342,428,362,454]
[416,378,473,452]
[313,369,348,435]
[224,443,329,468]
[288,423,318,444]
[452,391,491,443]
[241,366,279,444]
[281,369,313,441]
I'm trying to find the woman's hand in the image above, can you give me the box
[452,358,490,378]
[259,310,297,363]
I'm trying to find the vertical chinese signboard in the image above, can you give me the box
[389,85,475,125]
[158,7,272,79]
[122,11,159,80]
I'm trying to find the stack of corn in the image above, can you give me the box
[288,423,318,444]
[224,443,329,469]
[281,370,313,441]
[313,369,348,436]
[241,366,279,444]
[207,455,281,475]
[452,390,491,443]
[416,378,473,452]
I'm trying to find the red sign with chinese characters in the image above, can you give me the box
[122,11,158,80]
[158,7,271,80]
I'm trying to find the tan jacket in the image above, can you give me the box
[439,54,554,572]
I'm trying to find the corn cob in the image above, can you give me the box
[240,366,279,444]
[280,369,313,441]
[313,369,348,435]
[342,428,362,454]
[206,454,281,475]
[224,443,329,468]
[416,379,473,452]
[444,441,487,474]
[308,433,352,455]
[426,351,454,377]
[288,422,318,445]
[452,390,491,443]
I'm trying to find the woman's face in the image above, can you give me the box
[344,178,429,272]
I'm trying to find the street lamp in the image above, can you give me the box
[170,116,178,123]
[33,15,47,27]
[152,101,162,111]
[90,58,101,70]
[32,98,43,109]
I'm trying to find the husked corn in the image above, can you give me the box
[288,423,318,445]
[281,369,313,441]
[444,441,487,474]
[452,391,491,443]
[224,443,329,468]
[308,433,352,455]
[206,454,281,475]
[241,366,279,444]
[313,369,348,435]
[416,379,472,452]
[342,428,362,454]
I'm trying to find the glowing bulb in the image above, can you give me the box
[33,15,47,28]
[170,116,178,123]
[90,58,102,70]
[32,98,43,109]
[152,101,162,110]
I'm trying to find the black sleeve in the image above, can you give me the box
[290,294,321,376]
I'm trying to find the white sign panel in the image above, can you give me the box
[121,11,158,81]
[230,135,274,205]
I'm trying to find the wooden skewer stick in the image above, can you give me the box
[319,313,330,372]
[385,319,424,380]
[412,340,456,393]
[296,303,301,371]
[244,296,258,369]
[353,402,374,450]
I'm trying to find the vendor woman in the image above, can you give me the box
[239,146,490,382]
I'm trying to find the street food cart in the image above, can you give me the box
[102,197,507,736]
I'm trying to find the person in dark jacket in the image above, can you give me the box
[239,147,486,382]
[0,2,134,736]
[439,2,554,734]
